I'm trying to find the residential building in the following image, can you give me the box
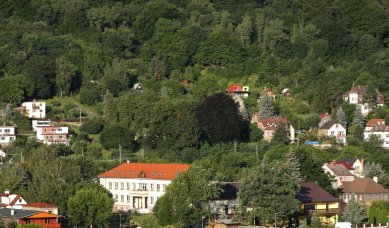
[208,182,240,220]
[338,158,364,177]
[0,191,28,209]
[318,121,347,145]
[21,101,46,119]
[0,208,60,228]
[363,119,389,148]
[99,162,190,213]
[342,85,384,116]
[340,178,389,204]
[261,86,276,99]
[281,88,293,99]
[132,83,144,93]
[322,162,355,189]
[32,120,52,131]
[36,126,69,146]
[0,126,16,147]
[23,202,59,215]
[228,85,250,98]
[319,113,331,128]
[296,182,340,225]
[257,117,296,142]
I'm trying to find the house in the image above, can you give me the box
[21,101,46,119]
[99,162,190,213]
[318,121,347,145]
[319,113,331,128]
[322,162,355,189]
[295,182,340,225]
[261,86,276,99]
[132,83,144,93]
[0,191,28,209]
[342,85,384,116]
[23,202,59,215]
[338,158,364,177]
[0,208,60,228]
[32,120,52,131]
[363,119,389,148]
[180,79,192,87]
[208,182,240,220]
[36,126,69,146]
[228,85,250,98]
[340,178,389,204]
[0,126,16,147]
[281,88,293,99]
[257,117,296,142]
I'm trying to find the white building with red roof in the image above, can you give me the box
[342,85,384,116]
[0,190,28,209]
[98,162,190,213]
[228,85,250,98]
[36,126,69,146]
[257,117,296,142]
[364,118,389,148]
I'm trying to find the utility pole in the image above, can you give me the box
[119,147,121,163]
[79,108,82,125]
[256,144,259,161]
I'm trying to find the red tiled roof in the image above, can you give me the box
[25,202,57,208]
[98,163,190,180]
[366,118,385,126]
[335,162,353,170]
[259,117,288,130]
[320,113,330,119]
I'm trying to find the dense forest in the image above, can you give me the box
[1,0,389,227]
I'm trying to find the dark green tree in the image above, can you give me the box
[336,106,347,128]
[351,106,364,127]
[99,124,135,150]
[259,93,274,118]
[272,123,289,145]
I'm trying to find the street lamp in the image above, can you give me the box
[275,213,277,228]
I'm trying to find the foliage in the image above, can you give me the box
[196,93,248,144]
[271,123,289,145]
[259,93,274,118]
[336,106,347,128]
[368,201,389,224]
[249,124,263,142]
[99,124,135,150]
[80,118,103,134]
[67,183,114,227]
[351,106,364,127]
[342,196,368,225]
[363,162,384,178]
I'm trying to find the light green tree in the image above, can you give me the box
[236,14,253,46]
[343,196,367,226]
[259,93,274,118]
[67,184,114,228]
[55,57,77,98]
[351,106,364,127]
[336,106,347,128]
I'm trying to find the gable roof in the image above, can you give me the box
[297,182,339,203]
[319,120,345,130]
[320,113,330,119]
[366,118,385,126]
[259,117,288,131]
[0,208,40,220]
[324,163,354,176]
[98,163,190,180]
[341,178,389,194]
[25,202,57,209]
[339,158,358,166]
[335,162,353,170]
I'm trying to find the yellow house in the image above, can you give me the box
[296,182,340,226]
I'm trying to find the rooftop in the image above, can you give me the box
[341,178,389,194]
[297,182,339,203]
[98,163,190,180]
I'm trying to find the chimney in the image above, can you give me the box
[4,190,10,194]
[331,160,336,165]
[373,176,378,183]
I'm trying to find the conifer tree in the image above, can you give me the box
[259,93,274,118]
[343,196,367,226]
[351,106,364,127]
[336,106,347,128]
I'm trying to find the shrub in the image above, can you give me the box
[99,124,134,150]
[80,118,103,134]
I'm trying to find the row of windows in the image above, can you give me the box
[0,136,15,141]
[0,129,11,133]
[113,195,158,204]
[108,182,167,191]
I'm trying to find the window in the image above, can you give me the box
[127,183,130,190]
[157,184,160,191]
[1,137,4,140]
[150,184,154,191]
[132,183,136,190]
[121,182,124,190]
[150,196,154,204]
[127,195,130,202]
[138,183,147,190]
[121,195,124,202]
[5,129,10,133]
[331,131,335,135]
[114,195,118,202]
[163,184,166,192]
[108,182,112,189]
[115,182,118,190]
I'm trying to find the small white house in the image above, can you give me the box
[36,126,69,146]
[21,101,46,119]
[32,120,52,131]
[0,126,16,147]
[0,190,28,209]
[364,119,389,148]
[318,121,347,145]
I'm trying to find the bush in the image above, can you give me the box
[100,124,135,150]
[79,87,101,105]
[80,118,103,134]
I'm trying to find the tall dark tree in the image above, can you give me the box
[196,93,248,144]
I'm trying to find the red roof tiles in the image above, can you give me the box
[366,118,385,126]
[25,202,57,208]
[98,163,190,180]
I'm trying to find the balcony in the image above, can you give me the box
[303,208,339,215]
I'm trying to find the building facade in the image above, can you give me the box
[0,126,16,147]
[228,85,250,98]
[342,85,384,116]
[36,126,69,146]
[340,178,389,204]
[257,117,296,142]
[21,101,46,119]
[364,119,389,148]
[318,121,347,145]
[99,163,190,213]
